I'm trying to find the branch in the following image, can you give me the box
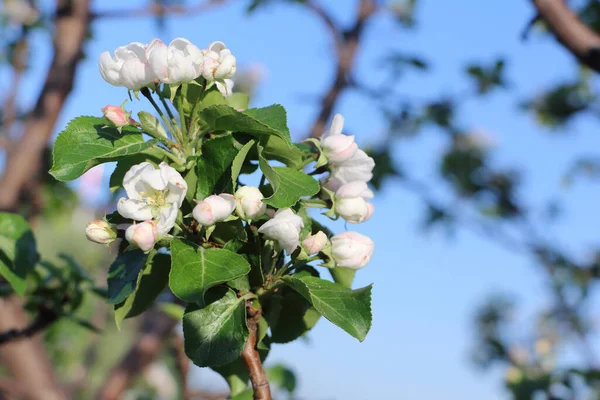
[0,306,59,345]
[308,0,377,138]
[95,308,178,400]
[531,0,600,72]
[304,0,342,50]
[90,0,227,20]
[0,0,90,212]
[241,306,271,400]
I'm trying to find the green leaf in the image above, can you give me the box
[231,140,255,186]
[266,364,297,394]
[258,145,320,208]
[329,267,356,289]
[183,289,248,367]
[0,213,38,295]
[158,302,185,320]
[212,359,250,397]
[196,134,239,199]
[169,239,251,303]
[227,92,250,110]
[212,219,248,244]
[107,250,147,305]
[114,253,171,328]
[109,148,164,192]
[282,275,372,341]
[261,136,303,169]
[198,104,291,143]
[50,116,158,181]
[263,289,320,344]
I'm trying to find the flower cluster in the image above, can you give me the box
[99,39,236,96]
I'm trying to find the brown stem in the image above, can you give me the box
[531,0,600,72]
[308,0,377,138]
[241,307,272,400]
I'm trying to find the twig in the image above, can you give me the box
[0,306,59,345]
[308,0,378,138]
[241,306,271,400]
[530,0,600,72]
[90,0,227,20]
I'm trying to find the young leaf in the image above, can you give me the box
[231,140,255,186]
[198,104,291,143]
[261,136,303,169]
[169,239,251,303]
[183,289,248,367]
[258,145,320,208]
[107,250,147,305]
[0,213,38,295]
[227,92,250,110]
[212,359,251,397]
[50,116,158,181]
[196,134,239,199]
[329,267,356,289]
[282,275,372,342]
[114,253,171,328]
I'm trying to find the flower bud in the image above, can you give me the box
[322,134,358,164]
[234,186,266,220]
[85,220,117,245]
[125,221,158,252]
[258,208,304,255]
[193,194,236,226]
[335,181,374,224]
[302,231,328,255]
[102,103,134,132]
[138,111,168,138]
[202,41,236,96]
[330,231,374,269]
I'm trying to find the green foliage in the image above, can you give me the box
[0,212,39,294]
[50,116,157,181]
[195,134,239,199]
[465,58,507,95]
[183,289,249,367]
[106,250,147,305]
[282,275,372,341]
[169,239,251,303]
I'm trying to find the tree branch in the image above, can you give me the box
[90,0,227,20]
[95,308,178,400]
[531,0,600,72]
[242,306,271,400]
[308,0,377,138]
[0,306,59,345]
[0,0,90,212]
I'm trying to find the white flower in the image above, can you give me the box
[234,186,266,220]
[302,231,328,255]
[330,149,375,184]
[330,231,374,269]
[258,208,304,255]
[321,114,358,164]
[85,220,117,245]
[202,41,236,96]
[146,38,204,85]
[335,181,374,224]
[192,194,236,226]
[126,221,157,252]
[117,162,187,236]
[99,42,155,90]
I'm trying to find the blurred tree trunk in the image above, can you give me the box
[0,1,89,399]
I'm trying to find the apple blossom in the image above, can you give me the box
[146,38,204,85]
[321,114,358,164]
[302,231,328,255]
[329,149,375,184]
[85,220,117,245]
[99,42,155,90]
[330,231,374,269]
[192,194,236,226]
[102,103,135,132]
[125,221,158,252]
[117,162,187,229]
[202,41,236,96]
[234,186,266,220]
[335,181,374,224]
[258,208,304,255]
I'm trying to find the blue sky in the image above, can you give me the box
[16,0,600,398]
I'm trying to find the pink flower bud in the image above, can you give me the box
[330,231,374,269]
[125,221,157,252]
[302,231,328,255]
[85,220,116,245]
[334,181,375,224]
[322,134,358,164]
[101,104,135,131]
[192,194,236,226]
